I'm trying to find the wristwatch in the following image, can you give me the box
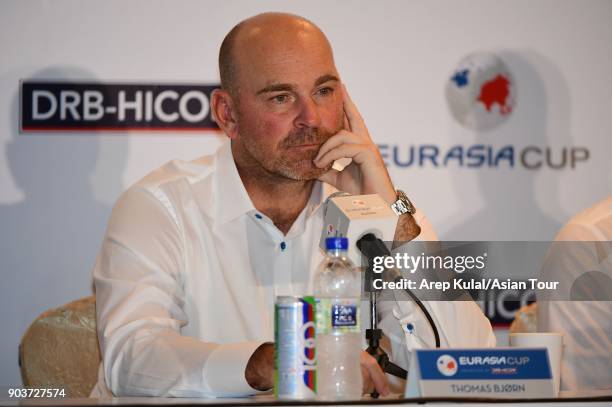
[390,189,416,215]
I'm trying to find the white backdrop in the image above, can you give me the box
[1,0,611,388]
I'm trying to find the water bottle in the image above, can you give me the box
[314,237,362,400]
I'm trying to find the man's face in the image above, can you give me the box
[231,24,344,180]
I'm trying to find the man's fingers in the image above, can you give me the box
[361,352,390,397]
[314,130,357,162]
[316,169,340,186]
[343,113,351,132]
[342,85,368,136]
[314,144,370,168]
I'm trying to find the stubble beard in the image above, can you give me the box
[241,125,340,181]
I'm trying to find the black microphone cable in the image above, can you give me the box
[357,233,441,348]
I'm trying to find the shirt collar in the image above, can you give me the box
[213,140,337,225]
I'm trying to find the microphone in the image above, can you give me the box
[319,192,398,267]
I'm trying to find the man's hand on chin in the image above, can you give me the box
[245,343,390,397]
[313,85,397,205]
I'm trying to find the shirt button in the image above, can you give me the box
[280,241,287,251]
[255,213,262,219]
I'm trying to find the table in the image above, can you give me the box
[1,390,610,407]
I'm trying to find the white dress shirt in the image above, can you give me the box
[538,196,612,391]
[91,140,495,398]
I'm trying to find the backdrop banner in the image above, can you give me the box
[0,0,610,388]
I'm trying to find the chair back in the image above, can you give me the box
[19,296,101,397]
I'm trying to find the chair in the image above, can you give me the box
[19,296,101,397]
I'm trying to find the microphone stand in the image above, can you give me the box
[360,241,408,399]
[358,233,443,398]
[366,289,408,379]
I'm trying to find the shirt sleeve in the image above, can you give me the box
[537,222,612,391]
[94,186,264,397]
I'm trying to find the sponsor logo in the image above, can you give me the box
[446,53,515,131]
[379,144,589,170]
[492,367,518,375]
[381,52,589,170]
[300,298,316,391]
[437,354,458,377]
[21,81,220,132]
[458,356,530,366]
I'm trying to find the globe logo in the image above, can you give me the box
[436,354,458,377]
[445,53,515,131]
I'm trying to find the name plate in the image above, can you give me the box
[405,348,555,399]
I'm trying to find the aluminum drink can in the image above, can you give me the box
[274,296,316,399]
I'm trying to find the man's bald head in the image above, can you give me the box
[211,12,343,182]
[218,12,332,98]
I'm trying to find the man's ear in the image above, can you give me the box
[211,89,238,139]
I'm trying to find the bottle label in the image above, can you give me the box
[315,298,360,334]
[332,303,357,327]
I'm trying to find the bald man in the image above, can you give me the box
[91,13,494,398]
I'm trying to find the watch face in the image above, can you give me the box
[393,190,415,215]
[392,201,407,215]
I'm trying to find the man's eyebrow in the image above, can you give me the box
[256,75,340,96]
[314,74,340,87]
[256,83,295,95]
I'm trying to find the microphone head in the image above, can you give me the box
[356,233,391,260]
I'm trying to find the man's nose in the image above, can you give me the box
[295,97,321,128]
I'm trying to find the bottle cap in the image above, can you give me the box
[325,237,348,250]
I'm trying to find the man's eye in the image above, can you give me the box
[271,94,290,104]
[317,87,334,96]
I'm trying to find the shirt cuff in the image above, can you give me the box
[203,341,266,397]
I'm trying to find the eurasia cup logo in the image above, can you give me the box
[436,354,458,377]
[445,53,515,131]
